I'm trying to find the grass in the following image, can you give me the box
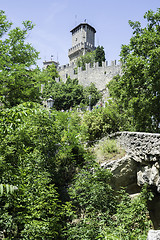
[92,138,126,164]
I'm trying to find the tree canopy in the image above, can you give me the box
[0,10,40,108]
[95,45,106,66]
[42,65,102,111]
[108,8,160,132]
[76,45,106,70]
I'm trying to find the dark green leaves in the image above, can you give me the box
[0,10,40,107]
[108,8,160,132]
[0,10,12,37]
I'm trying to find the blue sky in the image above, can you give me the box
[1,0,160,68]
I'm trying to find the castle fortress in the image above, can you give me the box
[43,22,121,91]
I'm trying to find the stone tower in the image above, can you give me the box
[68,22,96,64]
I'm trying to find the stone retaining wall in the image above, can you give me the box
[108,131,160,232]
[110,131,160,163]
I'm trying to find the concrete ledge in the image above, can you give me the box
[147,230,160,239]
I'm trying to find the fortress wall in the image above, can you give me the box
[58,61,121,90]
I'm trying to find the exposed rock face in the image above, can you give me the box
[109,132,160,192]
[101,155,139,192]
[147,230,160,239]
[100,132,160,229]
[137,162,160,192]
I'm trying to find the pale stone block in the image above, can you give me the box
[147,230,160,240]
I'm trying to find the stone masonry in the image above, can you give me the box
[112,132,160,163]
[101,131,160,231]
[68,22,96,64]
[109,131,160,192]
[58,60,121,91]
[44,22,122,91]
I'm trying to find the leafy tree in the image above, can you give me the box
[76,45,105,70]
[0,103,62,238]
[0,10,40,107]
[0,102,88,238]
[108,8,160,132]
[81,102,121,143]
[40,63,60,83]
[76,51,96,70]
[43,77,84,110]
[110,187,153,239]
[95,45,106,66]
[65,165,152,240]
[43,76,101,111]
[66,165,117,240]
[84,83,102,108]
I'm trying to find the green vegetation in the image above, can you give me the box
[92,139,126,164]
[80,102,122,143]
[76,45,105,70]
[42,73,102,111]
[95,45,106,66]
[108,8,160,133]
[66,166,152,240]
[0,10,40,108]
[0,9,156,239]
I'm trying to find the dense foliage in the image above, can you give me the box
[0,10,154,239]
[42,72,102,111]
[76,51,96,70]
[65,165,152,240]
[95,45,106,66]
[108,9,160,133]
[76,45,105,70]
[80,101,122,143]
[0,10,40,108]
[0,102,88,239]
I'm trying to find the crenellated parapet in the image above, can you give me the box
[58,60,122,91]
[68,42,96,57]
[58,60,121,71]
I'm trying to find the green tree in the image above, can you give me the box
[42,63,60,82]
[43,77,101,111]
[43,77,84,110]
[0,102,84,238]
[108,8,160,132]
[76,46,106,70]
[95,45,106,66]
[76,51,96,70]
[66,166,152,240]
[0,10,40,107]
[84,83,102,108]
[66,165,117,240]
[81,102,121,143]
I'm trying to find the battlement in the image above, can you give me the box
[68,42,96,56]
[57,60,121,71]
[58,60,121,91]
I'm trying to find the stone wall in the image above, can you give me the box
[58,60,121,91]
[106,131,160,230]
[147,230,160,239]
[110,131,160,192]
[111,131,160,162]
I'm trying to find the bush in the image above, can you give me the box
[81,103,121,143]
[65,172,153,240]
[93,139,125,164]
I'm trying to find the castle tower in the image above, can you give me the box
[68,22,96,64]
